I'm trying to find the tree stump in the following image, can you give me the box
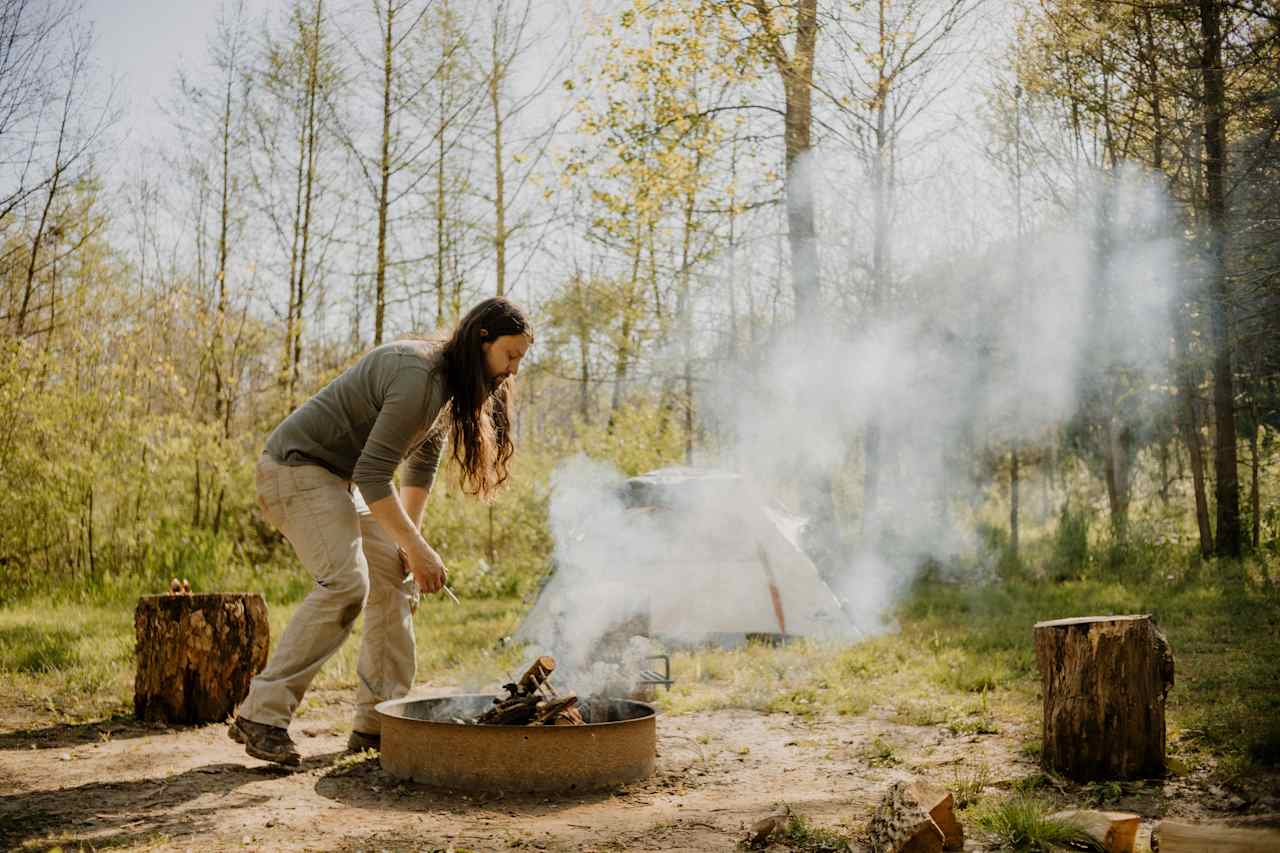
[1034,615,1174,781]
[134,593,269,724]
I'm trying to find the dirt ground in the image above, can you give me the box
[0,686,1273,853]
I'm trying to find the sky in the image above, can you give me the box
[83,0,274,150]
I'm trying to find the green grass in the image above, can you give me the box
[776,813,853,852]
[0,594,528,727]
[971,794,1104,851]
[1,543,1277,796]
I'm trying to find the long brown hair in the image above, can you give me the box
[441,297,532,498]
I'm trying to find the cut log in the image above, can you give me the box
[1033,615,1174,781]
[517,655,557,695]
[745,813,790,848]
[133,593,269,724]
[906,783,963,851]
[477,694,541,725]
[530,694,579,725]
[1048,810,1139,853]
[867,781,947,853]
[1155,820,1280,852]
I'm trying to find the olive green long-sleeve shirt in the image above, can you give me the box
[264,341,448,503]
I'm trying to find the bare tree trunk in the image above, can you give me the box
[1103,418,1132,542]
[86,483,95,579]
[726,137,740,358]
[680,178,697,465]
[435,82,447,326]
[293,0,323,403]
[1199,0,1241,557]
[608,236,644,428]
[1010,85,1025,558]
[374,0,395,345]
[578,332,590,424]
[16,59,75,337]
[490,22,507,298]
[1249,422,1260,549]
[1144,20,1212,556]
[1010,449,1021,554]
[750,0,819,322]
[284,122,304,393]
[214,42,234,431]
[1172,318,1214,555]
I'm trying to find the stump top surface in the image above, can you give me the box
[137,593,262,603]
[1034,614,1151,629]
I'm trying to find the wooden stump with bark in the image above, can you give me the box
[134,593,269,724]
[1034,615,1174,781]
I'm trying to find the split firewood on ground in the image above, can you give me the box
[472,655,585,726]
[867,781,964,853]
[1154,819,1280,852]
[1047,810,1139,853]
[743,811,791,848]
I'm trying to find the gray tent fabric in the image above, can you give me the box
[516,467,856,647]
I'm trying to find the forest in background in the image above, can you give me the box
[0,0,1277,606]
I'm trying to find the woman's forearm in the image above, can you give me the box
[400,485,430,529]
[367,492,427,553]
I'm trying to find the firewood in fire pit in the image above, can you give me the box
[472,655,585,726]
[477,694,541,725]
[530,694,579,725]
[518,655,557,695]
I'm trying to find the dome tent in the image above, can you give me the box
[515,466,858,651]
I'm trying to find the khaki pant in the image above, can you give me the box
[238,454,417,734]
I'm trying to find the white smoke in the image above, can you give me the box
[515,164,1183,694]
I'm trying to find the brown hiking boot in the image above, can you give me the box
[346,730,381,752]
[230,716,300,767]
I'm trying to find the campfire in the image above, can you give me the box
[376,655,657,792]
[468,655,585,726]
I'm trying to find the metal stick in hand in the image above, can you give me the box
[398,546,460,605]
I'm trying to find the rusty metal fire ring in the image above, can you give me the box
[376,694,656,793]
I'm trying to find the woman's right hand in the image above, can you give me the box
[403,539,447,594]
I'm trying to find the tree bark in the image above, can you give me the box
[751,0,819,323]
[134,593,269,724]
[374,0,395,345]
[490,23,507,298]
[1034,615,1174,781]
[1102,418,1133,542]
[1172,302,1214,556]
[1010,448,1020,556]
[293,0,322,402]
[1199,0,1241,557]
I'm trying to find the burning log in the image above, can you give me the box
[530,694,579,725]
[474,655,585,726]
[477,694,541,725]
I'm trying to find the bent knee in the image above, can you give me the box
[322,574,370,626]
